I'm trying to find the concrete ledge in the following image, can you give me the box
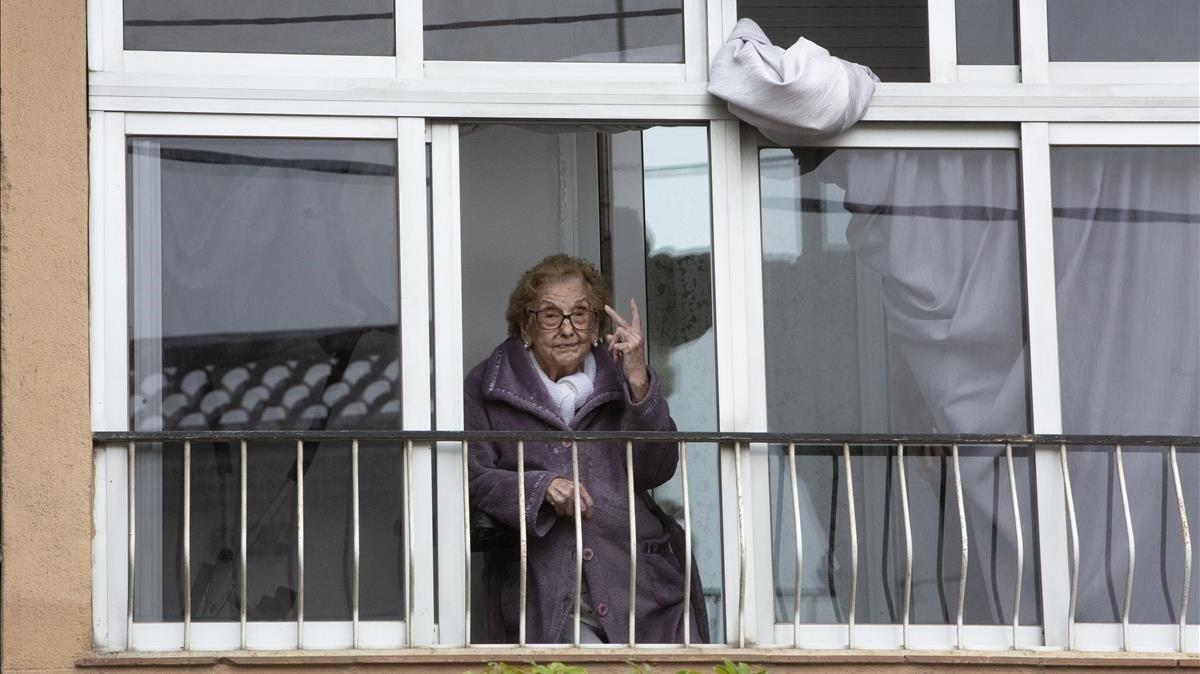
[77,648,1200,669]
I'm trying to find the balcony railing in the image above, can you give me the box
[92,430,1197,654]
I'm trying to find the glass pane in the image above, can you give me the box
[424,1,683,62]
[956,0,1018,65]
[1052,146,1200,624]
[128,137,403,622]
[1048,0,1200,62]
[760,147,1039,625]
[458,124,722,643]
[124,0,395,56]
[737,0,929,81]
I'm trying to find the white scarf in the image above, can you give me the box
[529,350,596,424]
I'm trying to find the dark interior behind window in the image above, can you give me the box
[736,0,930,81]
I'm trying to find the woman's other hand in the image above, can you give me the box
[544,477,594,519]
[604,299,650,402]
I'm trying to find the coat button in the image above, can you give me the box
[582,547,594,561]
[595,603,608,617]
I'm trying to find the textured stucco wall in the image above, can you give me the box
[0,0,92,671]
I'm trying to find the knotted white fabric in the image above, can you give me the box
[530,350,597,424]
[707,18,879,145]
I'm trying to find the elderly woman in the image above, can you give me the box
[465,254,708,644]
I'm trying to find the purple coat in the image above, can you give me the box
[465,336,710,644]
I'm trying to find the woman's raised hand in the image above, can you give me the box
[604,299,650,402]
[544,477,594,519]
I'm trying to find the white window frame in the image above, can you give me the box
[90,112,436,652]
[88,0,710,83]
[87,0,417,77]
[430,119,748,647]
[929,0,1022,84]
[736,123,1048,651]
[1043,121,1200,654]
[1017,0,1200,85]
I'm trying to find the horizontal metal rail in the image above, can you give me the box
[93,430,1200,446]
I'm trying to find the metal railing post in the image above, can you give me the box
[898,444,912,650]
[517,439,527,648]
[952,444,967,650]
[296,439,305,649]
[843,443,857,650]
[787,441,803,648]
[1169,444,1192,653]
[572,440,583,647]
[627,439,637,646]
[182,441,192,651]
[351,439,361,649]
[1006,443,1023,650]
[1115,444,1135,651]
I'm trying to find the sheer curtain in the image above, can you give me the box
[1052,146,1200,624]
[765,148,1038,626]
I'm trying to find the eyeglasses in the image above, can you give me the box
[528,307,598,332]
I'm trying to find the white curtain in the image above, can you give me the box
[767,148,1036,625]
[1051,147,1200,624]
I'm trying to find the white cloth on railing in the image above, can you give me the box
[707,18,879,145]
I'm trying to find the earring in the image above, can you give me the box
[592,337,600,348]
[523,340,531,349]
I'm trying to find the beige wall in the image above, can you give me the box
[0,0,92,671]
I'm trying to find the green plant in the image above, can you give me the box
[467,659,766,674]
[713,659,767,674]
[466,662,588,674]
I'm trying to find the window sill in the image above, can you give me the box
[76,648,1199,669]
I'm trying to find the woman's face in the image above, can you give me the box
[523,276,596,380]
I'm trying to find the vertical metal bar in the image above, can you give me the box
[1060,443,1079,650]
[843,443,858,650]
[1006,443,1023,650]
[296,439,305,649]
[572,440,583,647]
[127,441,136,649]
[681,440,692,647]
[463,441,473,647]
[735,441,747,649]
[1169,445,1192,653]
[787,441,803,648]
[952,444,967,650]
[1115,444,1135,651]
[898,444,912,649]
[517,439,527,648]
[404,439,414,647]
[239,440,247,651]
[627,439,637,647]
[183,440,192,651]
[352,439,361,649]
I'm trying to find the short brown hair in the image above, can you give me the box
[505,254,610,338]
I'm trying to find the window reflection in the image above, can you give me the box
[956,0,1018,65]
[1048,0,1200,62]
[736,0,930,81]
[127,138,404,623]
[124,0,395,56]
[424,0,683,62]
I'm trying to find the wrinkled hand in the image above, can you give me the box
[605,299,650,402]
[544,477,594,519]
